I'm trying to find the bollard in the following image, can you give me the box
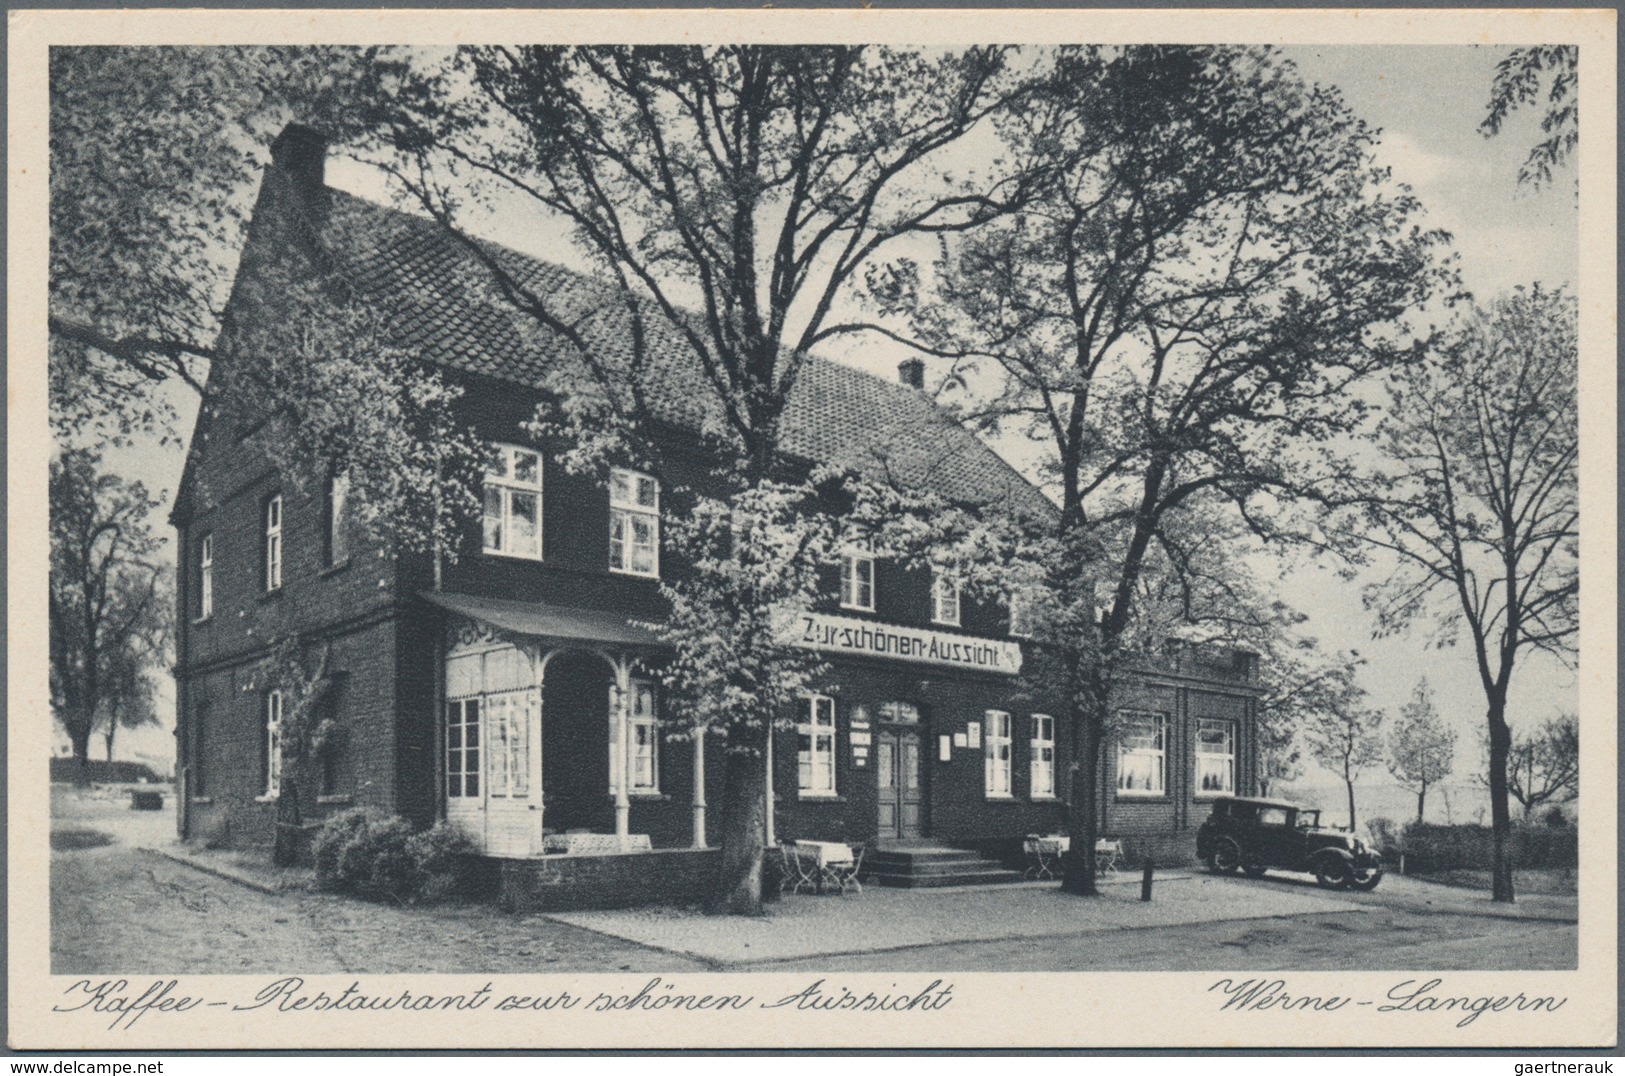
[1140,857,1154,901]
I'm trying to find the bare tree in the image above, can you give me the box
[1351,285,1577,901]
[1386,678,1456,824]
[1503,713,1579,819]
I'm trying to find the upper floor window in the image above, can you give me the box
[1196,718,1236,796]
[609,468,660,577]
[610,680,660,795]
[984,710,1013,797]
[1030,713,1055,798]
[798,694,837,797]
[262,690,283,798]
[326,470,351,567]
[1117,710,1166,797]
[931,571,961,626]
[483,445,543,560]
[840,544,875,612]
[198,533,214,619]
[263,494,283,592]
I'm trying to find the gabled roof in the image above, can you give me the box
[319,188,1055,520]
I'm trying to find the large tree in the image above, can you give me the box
[1480,45,1578,189]
[1386,678,1456,824]
[885,45,1452,894]
[361,45,1039,914]
[49,450,169,772]
[1351,285,1577,902]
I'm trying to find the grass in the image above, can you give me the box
[1410,867,1577,896]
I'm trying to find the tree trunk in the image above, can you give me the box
[1416,785,1426,826]
[1485,697,1516,903]
[104,714,118,762]
[69,725,93,785]
[1345,775,1357,833]
[1061,699,1103,897]
[273,774,303,868]
[709,726,767,916]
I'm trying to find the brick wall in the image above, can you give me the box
[486,849,723,912]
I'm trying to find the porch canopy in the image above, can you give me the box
[420,591,696,854]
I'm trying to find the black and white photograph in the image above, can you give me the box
[11,6,1616,1052]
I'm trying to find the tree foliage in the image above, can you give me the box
[1481,45,1578,189]
[1349,284,1577,901]
[1302,669,1384,832]
[48,450,170,770]
[1386,678,1456,823]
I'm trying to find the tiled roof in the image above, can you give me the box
[322,188,1055,519]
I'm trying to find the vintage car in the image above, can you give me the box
[1196,796,1384,890]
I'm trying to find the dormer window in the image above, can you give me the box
[840,543,875,612]
[609,468,659,577]
[931,571,961,626]
[483,445,543,560]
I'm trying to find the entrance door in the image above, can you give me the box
[876,730,923,839]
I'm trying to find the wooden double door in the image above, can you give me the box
[875,728,924,840]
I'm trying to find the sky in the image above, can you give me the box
[94,44,1580,799]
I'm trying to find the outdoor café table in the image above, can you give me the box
[794,840,855,894]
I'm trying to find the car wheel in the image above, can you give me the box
[1242,865,1268,879]
[1314,857,1353,889]
[1348,867,1383,891]
[1211,838,1242,873]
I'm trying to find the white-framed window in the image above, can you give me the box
[798,694,838,796]
[263,690,283,798]
[445,697,481,799]
[486,690,533,798]
[1008,592,1031,638]
[326,470,351,567]
[198,533,213,619]
[931,570,961,626]
[840,544,875,611]
[263,494,283,591]
[609,468,660,577]
[1117,710,1167,796]
[984,709,1013,797]
[483,444,543,560]
[609,680,660,794]
[1030,713,1055,798]
[1196,717,1236,796]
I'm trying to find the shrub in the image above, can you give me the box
[1399,821,1578,874]
[313,808,474,903]
[1367,817,1406,857]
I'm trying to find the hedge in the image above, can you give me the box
[1370,820,1577,874]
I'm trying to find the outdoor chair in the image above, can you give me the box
[821,842,864,896]
[779,842,821,895]
[1094,837,1124,875]
[1023,834,1064,880]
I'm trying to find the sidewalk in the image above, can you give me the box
[545,872,1370,966]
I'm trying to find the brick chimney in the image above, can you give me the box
[269,123,329,206]
[897,358,925,390]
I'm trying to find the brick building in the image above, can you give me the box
[172,125,1261,896]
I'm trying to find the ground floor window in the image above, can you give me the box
[446,697,481,799]
[1196,717,1236,796]
[1117,710,1166,796]
[798,695,837,797]
[1030,713,1055,798]
[487,690,533,798]
[984,710,1012,797]
[610,680,659,795]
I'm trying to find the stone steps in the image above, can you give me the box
[862,846,1026,888]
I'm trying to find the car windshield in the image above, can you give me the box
[1296,810,1320,828]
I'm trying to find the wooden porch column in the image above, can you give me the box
[691,725,707,848]
[613,658,632,848]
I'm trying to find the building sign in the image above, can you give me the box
[780,611,1023,675]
